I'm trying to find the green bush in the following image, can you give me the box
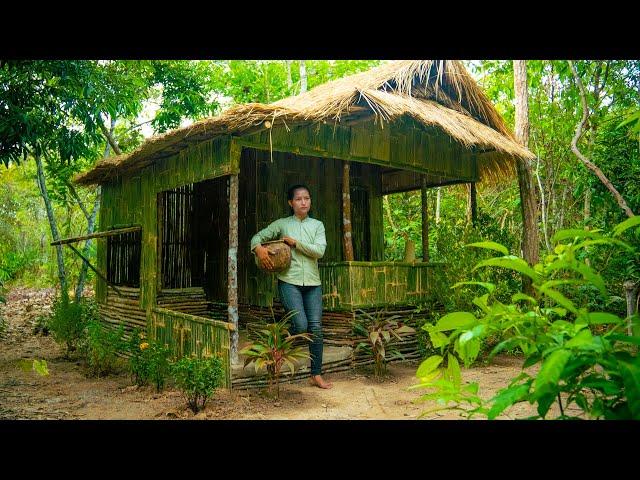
[82,319,127,377]
[48,294,91,357]
[353,310,415,380]
[171,355,225,413]
[127,329,172,392]
[413,217,640,420]
[240,311,311,399]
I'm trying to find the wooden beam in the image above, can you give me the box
[50,226,141,246]
[65,243,124,297]
[342,160,354,261]
[227,173,240,363]
[421,176,429,263]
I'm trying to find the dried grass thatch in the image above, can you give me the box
[76,60,534,186]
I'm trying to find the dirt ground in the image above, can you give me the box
[0,288,573,420]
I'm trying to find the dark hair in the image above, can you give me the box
[287,184,312,216]
[287,184,311,201]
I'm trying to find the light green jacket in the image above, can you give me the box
[250,215,326,286]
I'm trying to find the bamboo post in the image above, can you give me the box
[342,160,354,261]
[228,174,239,364]
[421,176,429,262]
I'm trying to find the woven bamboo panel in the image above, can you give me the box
[151,307,232,388]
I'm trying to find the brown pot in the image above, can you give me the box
[255,240,292,273]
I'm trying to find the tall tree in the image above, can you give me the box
[568,60,635,218]
[513,60,540,294]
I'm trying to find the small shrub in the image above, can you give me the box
[48,294,89,357]
[32,314,50,336]
[82,320,127,377]
[240,311,311,399]
[171,355,225,414]
[353,310,415,380]
[127,329,172,392]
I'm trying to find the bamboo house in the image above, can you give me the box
[70,60,535,388]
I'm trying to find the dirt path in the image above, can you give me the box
[0,288,569,420]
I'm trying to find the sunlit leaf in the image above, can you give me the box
[416,355,444,377]
[465,241,509,256]
[474,256,541,282]
[430,312,477,332]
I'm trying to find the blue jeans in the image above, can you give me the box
[277,280,324,375]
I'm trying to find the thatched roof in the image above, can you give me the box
[75,60,534,186]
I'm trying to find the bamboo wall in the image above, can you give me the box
[235,117,478,184]
[151,307,232,388]
[93,116,471,385]
[240,148,385,308]
[319,262,440,310]
[97,135,233,308]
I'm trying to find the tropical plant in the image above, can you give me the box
[240,311,312,399]
[353,310,416,380]
[82,319,127,377]
[412,216,640,419]
[47,293,91,356]
[127,329,172,392]
[170,355,224,414]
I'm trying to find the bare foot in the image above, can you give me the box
[310,375,333,389]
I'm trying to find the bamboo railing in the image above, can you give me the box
[319,261,444,310]
[151,307,235,388]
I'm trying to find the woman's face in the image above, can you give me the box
[288,188,311,217]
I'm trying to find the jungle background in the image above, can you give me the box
[1,60,639,419]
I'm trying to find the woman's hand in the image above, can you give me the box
[282,236,297,248]
[254,245,274,270]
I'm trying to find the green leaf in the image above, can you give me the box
[447,353,461,388]
[488,336,529,360]
[474,256,541,283]
[487,383,531,420]
[618,361,640,419]
[574,263,607,297]
[552,228,602,244]
[536,392,557,419]
[588,312,623,325]
[428,330,449,349]
[430,312,477,332]
[32,359,49,376]
[512,293,537,304]
[452,281,496,294]
[613,216,640,238]
[574,238,634,252]
[416,355,443,378]
[537,287,578,314]
[608,334,640,346]
[534,349,571,397]
[465,241,509,256]
[564,329,593,349]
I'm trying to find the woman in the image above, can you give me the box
[250,184,333,389]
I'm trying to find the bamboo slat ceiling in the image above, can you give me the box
[75,60,534,186]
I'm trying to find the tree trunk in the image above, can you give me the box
[35,152,68,296]
[342,161,354,261]
[228,174,239,364]
[285,60,292,91]
[299,60,307,93]
[466,183,477,226]
[75,117,114,301]
[435,187,441,224]
[569,61,635,218]
[624,280,639,336]
[421,177,429,262]
[513,60,540,295]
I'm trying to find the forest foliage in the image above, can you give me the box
[1,58,638,313]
